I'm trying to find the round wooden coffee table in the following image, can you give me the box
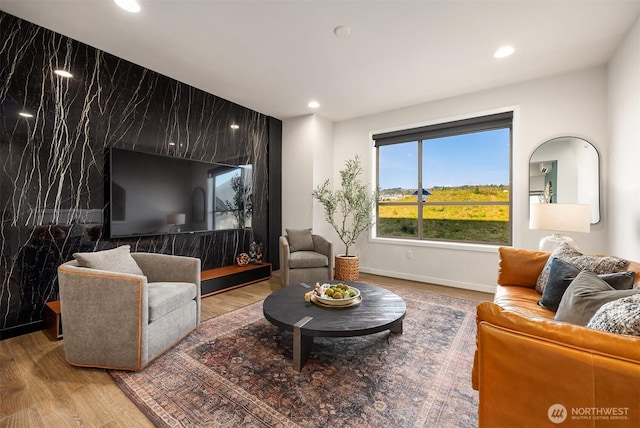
[263,281,406,371]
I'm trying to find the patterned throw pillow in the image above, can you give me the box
[587,294,640,336]
[567,255,630,275]
[535,243,583,294]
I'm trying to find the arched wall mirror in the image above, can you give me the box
[529,136,600,224]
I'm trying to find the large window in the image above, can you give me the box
[374,112,512,245]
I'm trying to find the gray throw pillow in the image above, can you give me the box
[73,245,144,276]
[554,270,640,326]
[587,294,640,336]
[286,228,314,252]
[538,258,636,312]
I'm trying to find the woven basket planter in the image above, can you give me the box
[334,255,359,281]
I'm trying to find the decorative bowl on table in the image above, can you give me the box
[311,283,361,307]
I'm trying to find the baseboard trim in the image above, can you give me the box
[359,267,496,294]
[0,320,44,341]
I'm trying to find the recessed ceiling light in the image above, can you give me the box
[494,46,515,59]
[54,70,73,78]
[230,124,240,130]
[19,112,34,118]
[114,0,141,13]
[308,101,320,109]
[334,26,351,38]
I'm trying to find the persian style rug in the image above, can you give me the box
[109,286,480,427]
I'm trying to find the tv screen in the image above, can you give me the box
[107,148,252,238]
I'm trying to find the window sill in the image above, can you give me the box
[369,236,500,253]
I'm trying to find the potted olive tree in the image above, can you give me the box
[312,155,377,280]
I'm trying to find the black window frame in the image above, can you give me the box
[373,111,513,245]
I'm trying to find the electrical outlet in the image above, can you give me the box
[406,250,413,259]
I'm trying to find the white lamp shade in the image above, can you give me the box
[166,213,186,225]
[529,203,590,233]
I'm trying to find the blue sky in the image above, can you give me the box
[378,128,510,189]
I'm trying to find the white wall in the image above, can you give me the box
[608,15,640,260]
[281,114,334,237]
[283,67,610,293]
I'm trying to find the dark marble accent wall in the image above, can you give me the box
[0,13,281,338]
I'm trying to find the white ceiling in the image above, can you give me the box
[1,0,639,122]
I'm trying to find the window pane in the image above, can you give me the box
[378,142,418,192]
[378,205,418,238]
[422,205,510,243]
[214,169,240,211]
[214,211,239,230]
[425,185,510,203]
[422,129,510,201]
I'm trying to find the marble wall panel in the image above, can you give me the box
[0,13,278,336]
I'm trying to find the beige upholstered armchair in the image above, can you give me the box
[280,229,332,287]
[57,245,201,371]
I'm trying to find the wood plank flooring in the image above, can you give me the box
[0,271,492,427]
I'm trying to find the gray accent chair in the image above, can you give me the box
[57,253,201,371]
[280,234,333,287]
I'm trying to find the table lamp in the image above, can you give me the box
[167,213,186,232]
[529,203,590,251]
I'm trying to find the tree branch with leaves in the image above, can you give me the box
[312,155,377,257]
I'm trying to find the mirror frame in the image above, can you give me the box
[529,136,600,224]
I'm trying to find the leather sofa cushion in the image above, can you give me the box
[493,284,555,319]
[148,282,197,322]
[289,251,329,269]
[497,247,550,288]
[477,301,640,361]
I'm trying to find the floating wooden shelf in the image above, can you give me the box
[201,263,272,297]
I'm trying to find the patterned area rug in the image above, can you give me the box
[109,286,479,427]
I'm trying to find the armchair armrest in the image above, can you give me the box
[132,253,201,325]
[312,234,333,261]
[131,253,201,287]
[57,261,149,370]
[279,236,291,285]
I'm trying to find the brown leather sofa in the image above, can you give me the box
[472,247,640,427]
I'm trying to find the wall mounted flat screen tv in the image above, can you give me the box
[107,148,252,238]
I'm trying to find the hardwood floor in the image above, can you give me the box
[0,271,492,427]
